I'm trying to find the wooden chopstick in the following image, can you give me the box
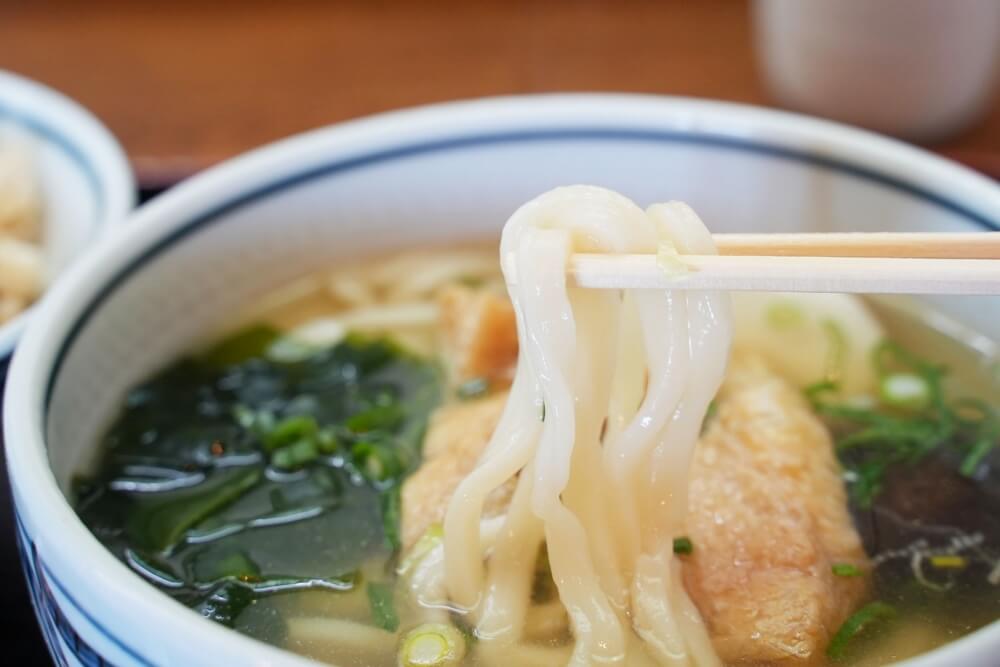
[567,254,1000,295]
[712,232,1000,259]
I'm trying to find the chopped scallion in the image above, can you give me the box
[879,373,931,410]
[316,427,341,454]
[831,563,863,578]
[345,404,404,433]
[806,340,995,505]
[398,623,466,667]
[367,581,399,632]
[765,300,805,330]
[673,536,694,555]
[804,379,840,405]
[381,485,402,551]
[821,319,848,383]
[263,415,318,451]
[826,601,896,660]
[961,437,996,476]
[701,400,718,433]
[270,438,318,469]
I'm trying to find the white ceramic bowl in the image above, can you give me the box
[0,70,135,358]
[5,95,999,666]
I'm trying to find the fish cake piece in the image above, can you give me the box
[438,285,518,386]
[402,390,512,549]
[684,355,867,665]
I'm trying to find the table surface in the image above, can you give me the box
[4,0,1000,187]
[2,2,1000,664]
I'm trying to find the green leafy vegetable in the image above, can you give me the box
[127,466,261,552]
[206,551,262,582]
[195,581,256,628]
[826,601,896,660]
[75,330,442,633]
[367,581,400,632]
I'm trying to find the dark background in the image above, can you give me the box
[0,359,44,663]
[0,365,43,663]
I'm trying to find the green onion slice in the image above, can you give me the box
[826,601,896,660]
[673,536,694,555]
[398,623,466,667]
[879,373,931,410]
[831,563,863,577]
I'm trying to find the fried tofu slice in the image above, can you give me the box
[683,355,867,665]
[402,354,867,665]
[438,285,518,386]
[402,390,513,549]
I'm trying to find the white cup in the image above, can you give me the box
[754,0,1000,141]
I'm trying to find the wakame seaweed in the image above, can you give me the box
[74,328,442,630]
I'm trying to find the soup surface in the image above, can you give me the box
[74,247,1000,666]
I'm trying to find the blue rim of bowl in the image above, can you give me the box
[0,103,105,222]
[43,127,1000,409]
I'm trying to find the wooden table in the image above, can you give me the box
[4,0,1000,187]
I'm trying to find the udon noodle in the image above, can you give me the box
[438,186,730,665]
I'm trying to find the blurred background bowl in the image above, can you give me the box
[0,69,135,358]
[4,95,999,666]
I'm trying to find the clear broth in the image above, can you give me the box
[73,253,999,667]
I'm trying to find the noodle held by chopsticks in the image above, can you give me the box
[441,186,730,665]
